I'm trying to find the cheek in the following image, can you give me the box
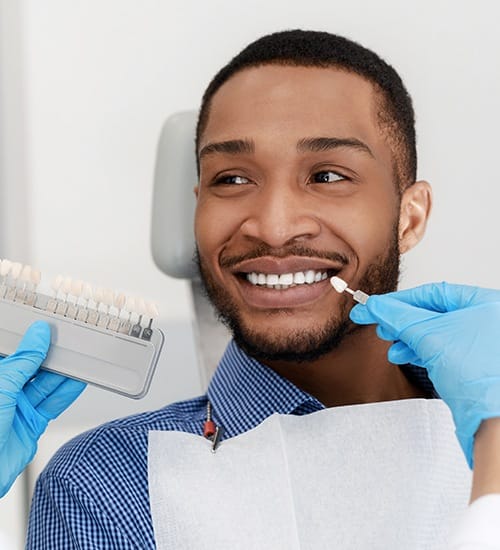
[324,192,399,261]
[194,197,241,262]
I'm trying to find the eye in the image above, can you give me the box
[310,170,347,184]
[213,174,250,186]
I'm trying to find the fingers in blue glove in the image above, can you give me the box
[375,324,397,342]
[24,372,86,420]
[387,341,421,366]
[350,295,441,337]
[0,321,51,395]
[372,283,500,313]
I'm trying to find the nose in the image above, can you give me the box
[239,180,321,248]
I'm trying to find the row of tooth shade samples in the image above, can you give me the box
[0,258,158,341]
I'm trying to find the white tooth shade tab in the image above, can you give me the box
[31,269,42,286]
[126,296,136,313]
[52,274,64,292]
[330,276,349,293]
[146,302,159,318]
[0,260,12,277]
[82,282,93,301]
[62,277,72,295]
[114,293,126,309]
[71,280,84,297]
[20,265,32,282]
[11,262,23,279]
[137,298,148,316]
[330,276,370,305]
[94,287,105,304]
[103,289,115,307]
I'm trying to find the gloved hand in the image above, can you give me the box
[349,282,500,468]
[0,321,86,497]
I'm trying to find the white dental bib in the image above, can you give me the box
[148,399,471,550]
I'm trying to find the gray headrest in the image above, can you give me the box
[151,110,198,279]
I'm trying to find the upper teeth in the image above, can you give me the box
[246,270,329,289]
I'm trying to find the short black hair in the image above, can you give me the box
[196,29,417,189]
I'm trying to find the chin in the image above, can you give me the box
[228,315,354,364]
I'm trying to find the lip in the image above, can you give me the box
[237,276,337,308]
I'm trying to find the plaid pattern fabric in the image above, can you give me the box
[26,339,436,548]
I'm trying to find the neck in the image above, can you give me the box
[264,325,427,407]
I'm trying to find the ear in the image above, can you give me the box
[398,181,432,254]
[194,185,199,198]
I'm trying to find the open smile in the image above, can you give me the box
[229,257,346,308]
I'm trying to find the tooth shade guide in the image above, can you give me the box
[0,263,165,398]
[0,257,160,339]
[330,276,370,305]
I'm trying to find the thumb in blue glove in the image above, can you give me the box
[0,321,86,497]
[350,283,500,468]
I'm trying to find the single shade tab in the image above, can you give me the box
[330,276,370,305]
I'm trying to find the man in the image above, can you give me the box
[26,30,500,548]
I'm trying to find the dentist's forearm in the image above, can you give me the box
[470,417,500,502]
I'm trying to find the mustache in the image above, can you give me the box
[219,244,351,269]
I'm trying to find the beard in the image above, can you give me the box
[196,224,400,363]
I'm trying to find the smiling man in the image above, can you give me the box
[27,30,500,549]
[194,49,432,407]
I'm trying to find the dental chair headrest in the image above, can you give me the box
[151,110,199,279]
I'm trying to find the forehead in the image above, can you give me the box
[200,65,385,153]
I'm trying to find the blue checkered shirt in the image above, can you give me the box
[26,339,436,549]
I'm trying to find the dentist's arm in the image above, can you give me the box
[0,321,86,497]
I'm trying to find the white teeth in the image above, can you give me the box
[246,269,331,289]
[293,272,305,284]
[304,270,315,284]
[278,273,294,285]
[267,274,279,285]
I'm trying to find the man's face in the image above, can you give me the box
[195,65,402,362]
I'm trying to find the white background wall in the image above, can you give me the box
[0,0,499,547]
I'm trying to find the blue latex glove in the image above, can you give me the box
[0,321,86,497]
[349,282,500,468]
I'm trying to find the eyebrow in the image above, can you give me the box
[199,139,254,159]
[198,136,374,159]
[297,137,374,157]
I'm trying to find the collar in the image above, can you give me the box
[207,340,324,438]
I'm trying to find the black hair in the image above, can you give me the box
[196,29,417,189]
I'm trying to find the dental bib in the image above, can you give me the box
[148,399,471,550]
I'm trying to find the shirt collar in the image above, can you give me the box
[207,340,324,438]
